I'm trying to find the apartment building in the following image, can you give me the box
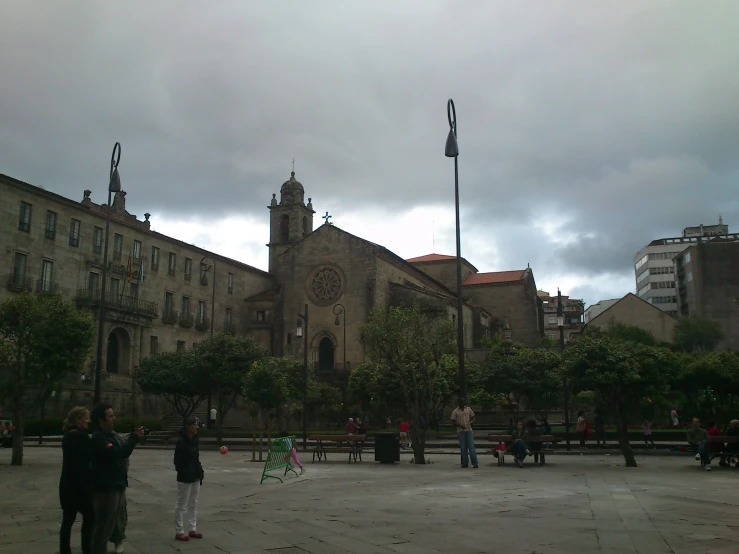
[537,290,584,343]
[633,220,730,317]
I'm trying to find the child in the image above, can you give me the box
[643,420,655,447]
[278,431,306,475]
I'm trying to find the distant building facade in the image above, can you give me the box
[536,290,584,343]
[674,239,739,351]
[1,174,275,380]
[633,220,732,317]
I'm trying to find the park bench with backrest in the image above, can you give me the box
[703,436,739,467]
[308,434,366,463]
[488,434,558,466]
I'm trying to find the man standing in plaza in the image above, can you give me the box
[209,407,217,430]
[451,399,478,469]
[90,403,143,554]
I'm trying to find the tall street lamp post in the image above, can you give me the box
[558,288,571,451]
[93,142,122,404]
[333,303,346,372]
[296,304,309,451]
[445,98,466,402]
[200,256,216,427]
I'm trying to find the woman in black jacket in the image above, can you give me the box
[59,406,94,554]
[173,415,204,542]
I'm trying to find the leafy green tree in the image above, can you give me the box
[0,292,94,466]
[592,321,657,346]
[563,337,678,467]
[195,333,266,444]
[137,350,209,421]
[678,351,739,423]
[673,316,724,353]
[478,348,562,423]
[243,357,289,459]
[358,304,457,464]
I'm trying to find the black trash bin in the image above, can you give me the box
[374,432,400,463]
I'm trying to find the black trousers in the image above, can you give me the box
[60,507,94,554]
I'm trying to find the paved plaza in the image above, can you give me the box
[2,447,739,554]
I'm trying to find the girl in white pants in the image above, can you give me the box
[173,416,204,542]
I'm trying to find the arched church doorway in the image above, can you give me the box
[318,337,335,371]
[106,327,131,374]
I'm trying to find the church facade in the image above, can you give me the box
[0,171,543,384]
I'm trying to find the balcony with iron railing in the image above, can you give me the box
[162,307,178,324]
[35,279,59,294]
[179,312,194,327]
[75,288,159,318]
[195,316,210,331]
[6,273,33,292]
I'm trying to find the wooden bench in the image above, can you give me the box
[702,436,739,467]
[489,434,558,466]
[308,434,366,463]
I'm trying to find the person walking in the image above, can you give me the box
[398,418,410,449]
[643,420,655,448]
[451,400,478,469]
[209,407,217,430]
[576,411,588,448]
[59,406,94,554]
[174,416,205,542]
[89,403,142,554]
[278,431,306,475]
[687,417,711,471]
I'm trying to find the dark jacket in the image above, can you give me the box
[59,426,93,512]
[90,427,139,492]
[727,427,739,453]
[174,431,203,483]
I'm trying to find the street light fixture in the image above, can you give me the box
[297,304,309,451]
[333,303,346,372]
[200,256,216,428]
[558,288,571,451]
[445,98,466,403]
[93,142,122,404]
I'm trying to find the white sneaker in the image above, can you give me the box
[299,467,306,475]
[695,453,701,461]
[704,464,712,472]
[114,542,124,553]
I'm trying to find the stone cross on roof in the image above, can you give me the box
[322,211,332,225]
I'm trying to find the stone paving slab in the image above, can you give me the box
[2,448,739,553]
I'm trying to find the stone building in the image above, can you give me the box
[1,173,275,381]
[1,169,542,391]
[537,290,584,344]
[406,255,544,346]
[674,239,739,351]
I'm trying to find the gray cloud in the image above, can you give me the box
[2,1,738,306]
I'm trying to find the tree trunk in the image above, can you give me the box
[410,428,426,464]
[11,409,23,466]
[216,411,223,446]
[615,405,637,467]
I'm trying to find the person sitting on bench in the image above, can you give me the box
[508,420,533,468]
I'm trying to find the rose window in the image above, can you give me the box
[312,268,342,300]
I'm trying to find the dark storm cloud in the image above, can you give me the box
[1,0,738,298]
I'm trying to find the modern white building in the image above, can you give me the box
[583,298,620,323]
[633,220,729,316]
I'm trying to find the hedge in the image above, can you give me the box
[23,417,162,436]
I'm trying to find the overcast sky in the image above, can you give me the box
[2,1,738,308]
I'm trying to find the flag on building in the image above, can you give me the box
[127,252,133,283]
[138,257,145,287]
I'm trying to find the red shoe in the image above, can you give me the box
[175,534,189,541]
[189,531,203,539]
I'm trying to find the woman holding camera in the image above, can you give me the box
[59,406,94,554]
[174,415,204,542]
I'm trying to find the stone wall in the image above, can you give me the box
[407,258,477,292]
[464,275,543,347]
[588,293,676,343]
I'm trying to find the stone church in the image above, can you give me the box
[0,170,543,384]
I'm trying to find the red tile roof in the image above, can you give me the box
[463,270,525,286]
[405,253,457,263]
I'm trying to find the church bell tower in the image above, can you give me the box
[267,171,315,273]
